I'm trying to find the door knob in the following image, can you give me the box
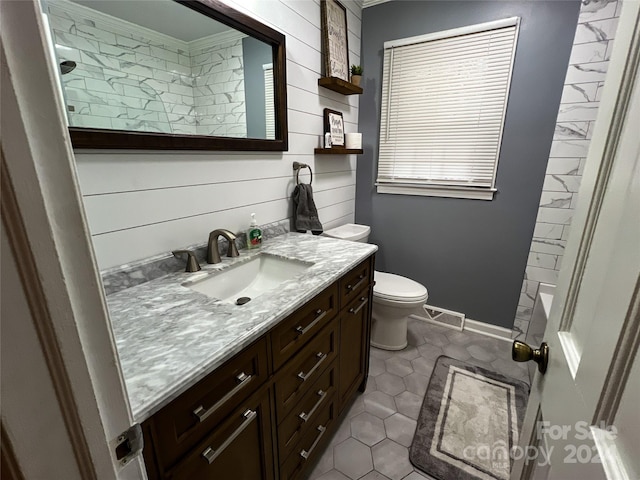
[512,341,549,374]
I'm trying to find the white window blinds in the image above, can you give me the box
[263,63,275,140]
[377,18,519,199]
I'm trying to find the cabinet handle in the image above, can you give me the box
[298,390,327,422]
[349,296,368,315]
[193,372,252,423]
[297,352,327,382]
[300,424,327,460]
[295,309,327,336]
[346,274,366,293]
[201,409,257,464]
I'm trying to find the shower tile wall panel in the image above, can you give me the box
[73,0,363,270]
[47,4,197,134]
[191,39,247,137]
[49,4,248,136]
[513,0,619,340]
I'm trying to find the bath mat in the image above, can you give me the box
[409,356,529,480]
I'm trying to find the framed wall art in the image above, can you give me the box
[324,108,345,147]
[320,0,349,82]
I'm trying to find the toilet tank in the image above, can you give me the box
[323,223,370,243]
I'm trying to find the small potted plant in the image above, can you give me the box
[351,64,363,87]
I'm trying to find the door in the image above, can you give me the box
[511,3,640,479]
[2,1,144,478]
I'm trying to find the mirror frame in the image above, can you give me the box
[68,0,288,151]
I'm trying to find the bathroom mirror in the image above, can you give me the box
[41,0,288,150]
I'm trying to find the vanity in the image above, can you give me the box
[106,234,377,479]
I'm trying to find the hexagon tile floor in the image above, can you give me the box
[304,317,530,480]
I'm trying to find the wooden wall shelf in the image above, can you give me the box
[318,77,363,95]
[314,148,363,155]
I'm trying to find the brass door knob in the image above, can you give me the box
[512,341,549,374]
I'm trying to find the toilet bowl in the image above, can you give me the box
[323,223,428,350]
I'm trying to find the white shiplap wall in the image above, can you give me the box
[74,0,363,270]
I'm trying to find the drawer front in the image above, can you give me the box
[167,388,274,480]
[271,282,338,371]
[339,258,372,307]
[151,338,269,470]
[277,361,337,463]
[280,396,338,480]
[274,318,338,422]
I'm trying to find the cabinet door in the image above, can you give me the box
[167,387,274,480]
[338,290,370,405]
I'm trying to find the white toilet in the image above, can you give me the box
[323,224,428,350]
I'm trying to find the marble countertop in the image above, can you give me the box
[106,233,377,422]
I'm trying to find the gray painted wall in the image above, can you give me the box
[243,36,272,138]
[356,0,580,328]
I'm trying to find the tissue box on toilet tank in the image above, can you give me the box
[345,133,362,149]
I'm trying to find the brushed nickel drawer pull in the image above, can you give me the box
[201,409,256,464]
[193,372,252,423]
[346,274,366,292]
[300,424,327,460]
[297,352,327,382]
[296,310,327,336]
[298,390,327,422]
[349,297,368,315]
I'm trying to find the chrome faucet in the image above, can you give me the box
[207,229,240,264]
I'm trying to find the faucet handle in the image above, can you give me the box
[172,250,201,272]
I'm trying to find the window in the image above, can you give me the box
[376,18,520,200]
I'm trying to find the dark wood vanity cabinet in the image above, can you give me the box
[142,254,375,480]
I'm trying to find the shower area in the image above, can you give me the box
[41,0,272,137]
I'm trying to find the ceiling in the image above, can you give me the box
[70,0,233,42]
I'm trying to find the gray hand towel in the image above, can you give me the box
[292,183,323,234]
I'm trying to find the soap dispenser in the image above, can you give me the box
[246,213,262,249]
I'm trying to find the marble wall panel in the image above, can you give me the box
[515,0,620,337]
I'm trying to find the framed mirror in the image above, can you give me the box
[41,0,288,150]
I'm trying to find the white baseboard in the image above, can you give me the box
[463,318,513,342]
[410,312,513,342]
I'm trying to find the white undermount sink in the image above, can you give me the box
[184,253,313,304]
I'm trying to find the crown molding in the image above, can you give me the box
[45,0,191,51]
[363,0,393,8]
[188,30,247,53]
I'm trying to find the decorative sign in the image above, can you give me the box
[321,0,349,82]
[324,108,345,147]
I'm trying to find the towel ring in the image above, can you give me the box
[293,161,313,185]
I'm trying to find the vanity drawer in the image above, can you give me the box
[271,282,338,371]
[279,396,338,480]
[339,258,372,307]
[150,338,269,470]
[166,386,274,480]
[274,318,338,422]
[277,360,337,463]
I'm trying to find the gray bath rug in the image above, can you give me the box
[409,356,529,480]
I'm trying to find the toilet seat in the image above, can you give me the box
[373,271,428,303]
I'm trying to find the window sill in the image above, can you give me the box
[376,184,496,200]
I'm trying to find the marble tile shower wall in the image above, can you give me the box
[513,0,620,340]
[47,3,196,134]
[46,2,246,136]
[191,38,247,137]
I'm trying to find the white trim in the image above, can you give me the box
[376,184,497,200]
[363,0,392,8]
[262,62,273,71]
[410,314,513,341]
[383,17,520,49]
[45,0,190,51]
[1,0,142,477]
[590,427,633,480]
[464,318,514,341]
[188,30,247,52]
